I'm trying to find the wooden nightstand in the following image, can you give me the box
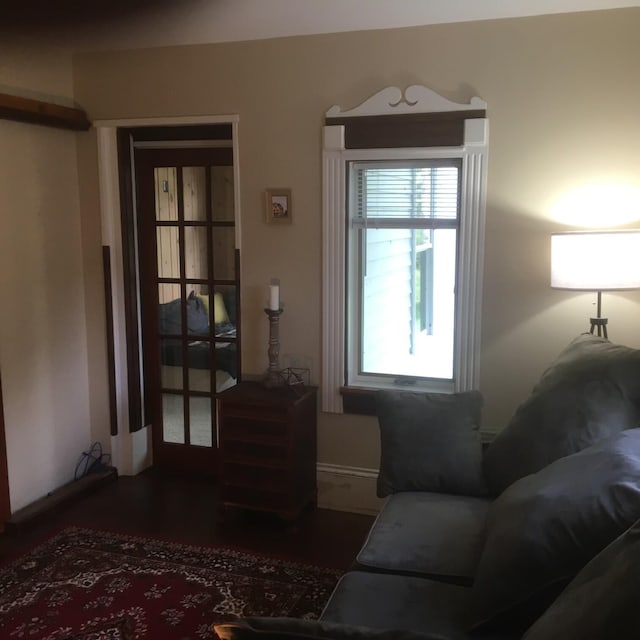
[217,381,317,521]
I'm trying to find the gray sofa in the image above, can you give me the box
[216,334,640,640]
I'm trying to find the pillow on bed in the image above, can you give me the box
[159,294,208,335]
[376,389,486,498]
[483,333,640,496]
[197,292,230,324]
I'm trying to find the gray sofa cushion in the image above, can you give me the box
[483,333,640,495]
[376,390,486,498]
[215,618,452,640]
[214,519,640,640]
[471,428,640,633]
[356,492,490,584]
[522,518,640,640]
[320,571,472,640]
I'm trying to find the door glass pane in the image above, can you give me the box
[183,167,207,221]
[187,339,211,391]
[215,341,237,382]
[158,284,182,335]
[189,396,212,447]
[159,282,181,306]
[184,226,208,279]
[162,393,185,444]
[154,167,177,221]
[184,343,237,393]
[188,365,211,393]
[156,227,180,279]
[211,166,235,221]
[158,285,182,333]
[160,339,183,389]
[212,285,237,334]
[212,227,236,280]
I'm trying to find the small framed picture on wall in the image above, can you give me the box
[265,188,292,224]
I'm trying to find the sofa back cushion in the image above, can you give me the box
[376,390,486,498]
[470,428,640,634]
[483,333,640,496]
[522,518,640,640]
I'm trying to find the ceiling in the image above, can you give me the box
[4,0,638,51]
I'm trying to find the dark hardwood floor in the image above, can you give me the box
[0,468,375,570]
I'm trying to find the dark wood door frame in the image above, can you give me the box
[115,125,240,476]
[0,372,11,530]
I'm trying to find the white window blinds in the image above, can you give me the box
[351,161,460,224]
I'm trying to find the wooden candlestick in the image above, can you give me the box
[264,308,283,387]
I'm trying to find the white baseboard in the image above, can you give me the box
[316,463,385,515]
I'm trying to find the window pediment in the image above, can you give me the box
[325,85,486,119]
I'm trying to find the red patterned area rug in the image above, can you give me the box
[0,526,342,640]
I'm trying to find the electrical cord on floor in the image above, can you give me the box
[74,442,112,481]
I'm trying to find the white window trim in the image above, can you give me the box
[321,86,488,413]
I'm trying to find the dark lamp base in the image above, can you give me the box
[589,316,608,339]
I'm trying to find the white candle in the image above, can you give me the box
[269,284,280,311]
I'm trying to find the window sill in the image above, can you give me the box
[340,387,379,415]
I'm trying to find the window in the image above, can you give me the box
[322,86,489,413]
[348,160,460,386]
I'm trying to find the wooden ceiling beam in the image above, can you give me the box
[0,92,91,131]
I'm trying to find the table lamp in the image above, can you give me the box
[550,230,640,338]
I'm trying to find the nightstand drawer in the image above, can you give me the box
[223,404,287,423]
[222,440,286,463]
[222,416,288,441]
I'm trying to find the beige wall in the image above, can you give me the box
[72,8,640,475]
[0,42,105,511]
[0,8,638,514]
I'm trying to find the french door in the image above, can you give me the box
[135,146,240,475]
[0,371,10,530]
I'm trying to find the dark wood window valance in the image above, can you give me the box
[0,92,91,131]
[325,110,486,149]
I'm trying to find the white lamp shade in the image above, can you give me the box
[551,230,640,290]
